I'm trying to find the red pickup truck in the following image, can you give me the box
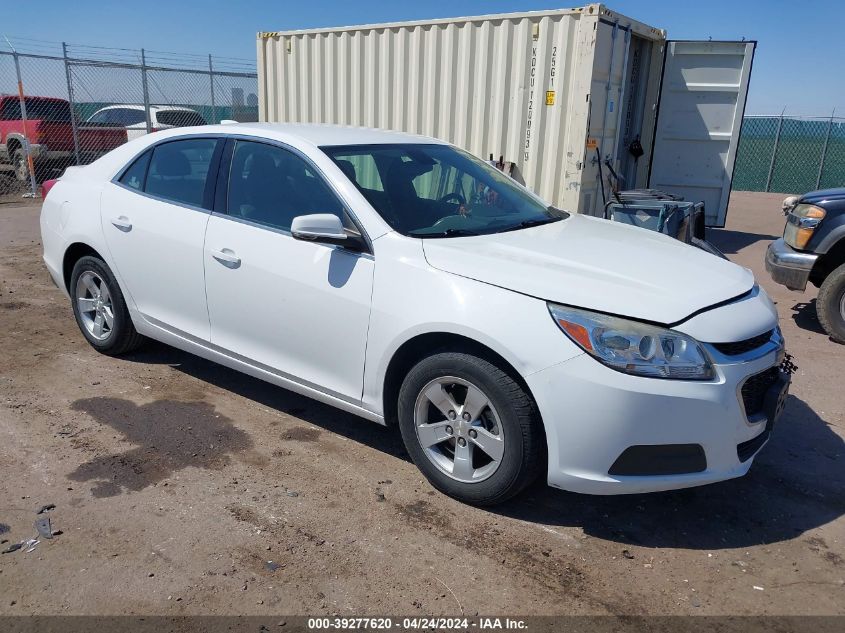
[0,95,127,182]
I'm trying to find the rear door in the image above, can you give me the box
[101,136,221,340]
[648,40,756,227]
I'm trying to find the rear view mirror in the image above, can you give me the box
[291,214,347,241]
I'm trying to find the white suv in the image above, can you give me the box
[39,124,789,505]
[86,105,207,140]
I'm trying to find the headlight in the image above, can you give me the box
[548,303,715,380]
[784,203,825,249]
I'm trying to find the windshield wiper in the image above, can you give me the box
[518,217,560,229]
[493,216,562,234]
[418,228,480,238]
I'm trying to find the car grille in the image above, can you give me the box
[741,366,780,417]
[713,330,773,356]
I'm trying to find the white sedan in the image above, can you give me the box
[40,123,789,505]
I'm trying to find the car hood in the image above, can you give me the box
[799,188,845,206]
[421,214,755,325]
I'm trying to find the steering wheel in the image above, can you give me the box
[438,192,466,206]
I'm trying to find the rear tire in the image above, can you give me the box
[397,351,544,506]
[70,255,145,355]
[12,148,29,182]
[817,263,845,344]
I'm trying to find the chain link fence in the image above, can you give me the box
[733,115,845,194]
[1,39,257,201]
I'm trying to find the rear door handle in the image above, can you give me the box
[111,216,132,232]
[210,248,241,268]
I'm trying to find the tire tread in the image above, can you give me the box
[817,263,845,344]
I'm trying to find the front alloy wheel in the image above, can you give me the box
[398,351,544,505]
[414,376,505,483]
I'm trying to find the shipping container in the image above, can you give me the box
[257,4,755,226]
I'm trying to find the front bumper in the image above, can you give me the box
[527,341,786,495]
[765,238,818,291]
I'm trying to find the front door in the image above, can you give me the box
[203,139,374,402]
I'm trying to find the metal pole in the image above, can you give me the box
[11,51,39,197]
[765,111,784,193]
[816,110,835,190]
[140,48,152,134]
[62,42,81,166]
[209,54,217,124]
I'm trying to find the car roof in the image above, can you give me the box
[95,104,197,113]
[175,122,446,147]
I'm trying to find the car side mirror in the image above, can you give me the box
[291,213,367,252]
[291,214,347,241]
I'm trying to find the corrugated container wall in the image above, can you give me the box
[257,4,666,214]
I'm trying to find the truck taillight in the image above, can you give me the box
[42,179,58,198]
[35,120,49,144]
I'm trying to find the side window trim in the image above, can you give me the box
[212,135,372,253]
[111,135,222,213]
[213,138,235,214]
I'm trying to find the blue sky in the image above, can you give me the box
[3,0,843,116]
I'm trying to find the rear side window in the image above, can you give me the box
[156,110,207,127]
[113,108,146,126]
[145,138,217,207]
[1,98,71,121]
[118,150,151,190]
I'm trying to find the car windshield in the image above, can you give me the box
[321,143,567,237]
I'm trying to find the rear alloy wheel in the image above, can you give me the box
[817,263,845,344]
[70,255,145,355]
[398,352,543,505]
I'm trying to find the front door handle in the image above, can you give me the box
[111,216,132,232]
[210,248,241,268]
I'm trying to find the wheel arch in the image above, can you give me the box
[811,238,845,287]
[62,242,105,292]
[381,331,543,434]
[6,135,23,155]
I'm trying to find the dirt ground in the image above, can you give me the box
[0,191,842,616]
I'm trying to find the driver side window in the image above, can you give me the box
[226,140,345,233]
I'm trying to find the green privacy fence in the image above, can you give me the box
[733,115,845,194]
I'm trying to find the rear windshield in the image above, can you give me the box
[1,98,71,122]
[156,110,207,127]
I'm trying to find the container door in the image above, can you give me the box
[648,40,755,227]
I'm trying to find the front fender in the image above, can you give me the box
[361,233,582,416]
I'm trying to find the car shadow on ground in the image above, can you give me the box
[708,228,779,254]
[123,341,410,461]
[125,343,843,550]
[790,299,827,335]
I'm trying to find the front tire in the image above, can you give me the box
[70,255,145,355]
[817,263,845,344]
[397,351,544,505]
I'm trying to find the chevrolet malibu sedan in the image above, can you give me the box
[40,123,789,505]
